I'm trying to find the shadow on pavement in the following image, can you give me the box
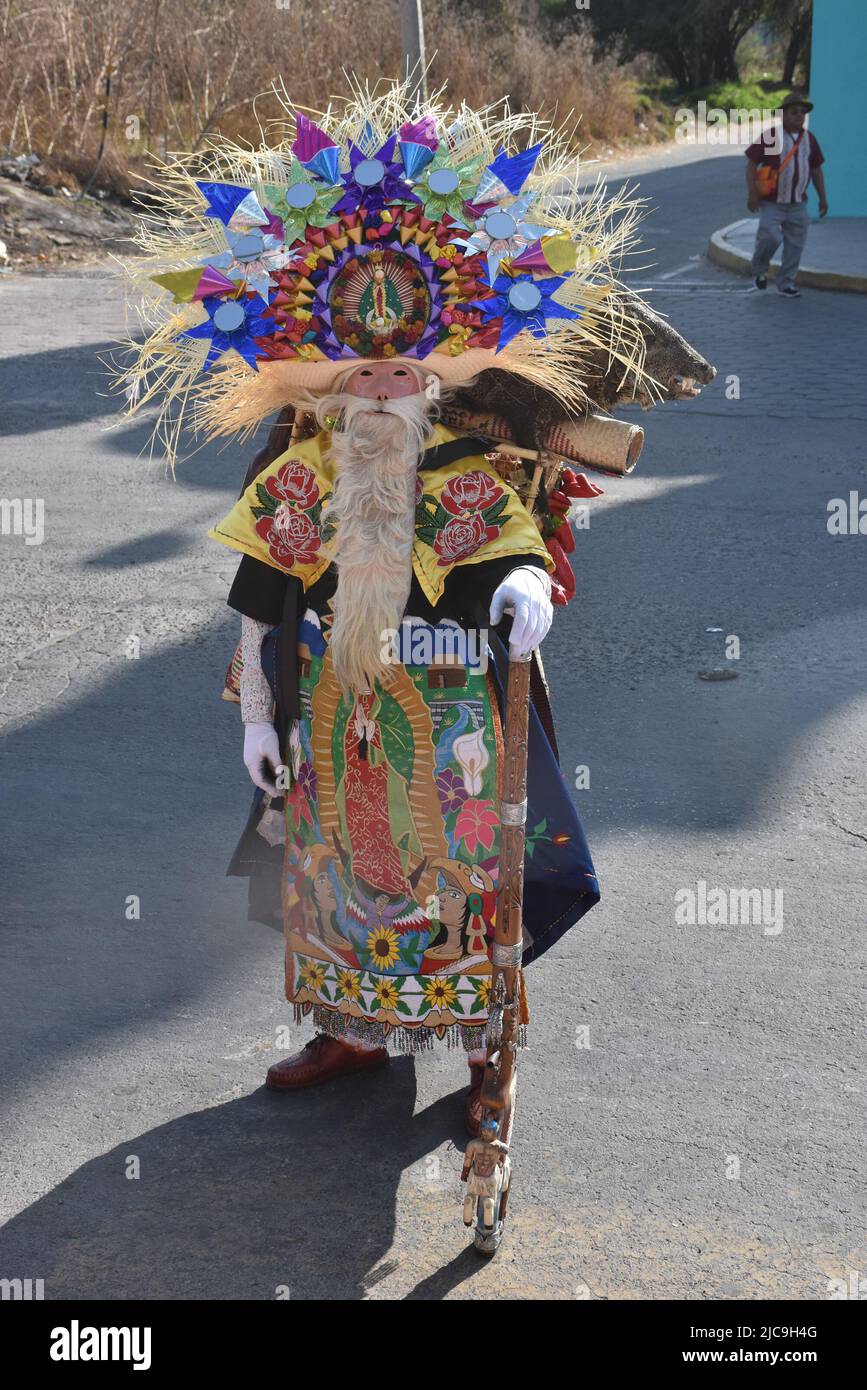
[0,342,123,437]
[0,1068,489,1300]
[83,529,194,568]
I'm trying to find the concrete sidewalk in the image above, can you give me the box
[709,214,867,292]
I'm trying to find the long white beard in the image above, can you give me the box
[313,390,435,695]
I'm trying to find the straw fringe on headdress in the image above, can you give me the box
[114,76,654,463]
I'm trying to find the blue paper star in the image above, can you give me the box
[471,271,580,350]
[473,142,544,203]
[182,294,275,370]
[195,182,268,227]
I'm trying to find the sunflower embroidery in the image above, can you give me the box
[366,926,400,970]
[372,976,402,1010]
[421,975,459,1011]
[298,959,328,992]
[335,969,363,1002]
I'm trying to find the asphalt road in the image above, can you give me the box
[1,143,865,1300]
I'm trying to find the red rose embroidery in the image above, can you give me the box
[440,470,503,516]
[415,473,425,504]
[256,507,321,568]
[265,460,320,508]
[433,513,498,565]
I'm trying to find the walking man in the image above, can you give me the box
[746,90,828,298]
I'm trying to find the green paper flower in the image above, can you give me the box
[264,159,342,246]
[412,143,484,227]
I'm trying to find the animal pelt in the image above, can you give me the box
[450,291,716,438]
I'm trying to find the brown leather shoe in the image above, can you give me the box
[465,1061,485,1137]
[266,1034,388,1091]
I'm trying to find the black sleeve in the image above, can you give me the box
[442,552,548,630]
[227,553,290,626]
[227,407,300,623]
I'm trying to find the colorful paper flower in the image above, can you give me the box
[205,224,293,301]
[471,270,580,350]
[182,293,275,369]
[262,159,343,247]
[331,135,419,216]
[411,143,483,226]
[455,192,553,281]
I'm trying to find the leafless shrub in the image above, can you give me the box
[0,0,638,199]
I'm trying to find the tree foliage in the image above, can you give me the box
[762,0,813,85]
[590,0,768,89]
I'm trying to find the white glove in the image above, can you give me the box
[489,566,553,658]
[243,721,284,795]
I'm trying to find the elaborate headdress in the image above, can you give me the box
[117,77,651,461]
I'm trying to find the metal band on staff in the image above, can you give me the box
[492,942,523,968]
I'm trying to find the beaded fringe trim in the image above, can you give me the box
[296,1003,527,1054]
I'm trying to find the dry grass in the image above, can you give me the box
[0,0,639,197]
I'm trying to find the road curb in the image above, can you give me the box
[708,219,867,294]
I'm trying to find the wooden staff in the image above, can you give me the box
[461,642,533,1256]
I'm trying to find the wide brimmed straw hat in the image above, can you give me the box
[261,345,501,397]
[116,77,651,461]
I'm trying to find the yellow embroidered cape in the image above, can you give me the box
[209,422,553,606]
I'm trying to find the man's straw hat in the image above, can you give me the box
[781,90,814,112]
